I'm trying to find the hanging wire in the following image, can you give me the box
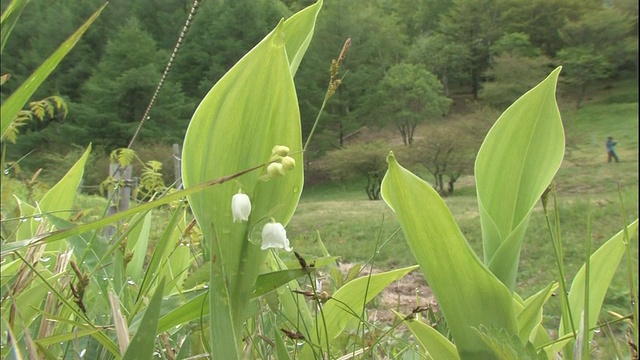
[126,0,201,149]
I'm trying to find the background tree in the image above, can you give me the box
[557,46,611,108]
[410,121,479,195]
[322,141,398,200]
[373,63,451,146]
[438,0,504,99]
[480,33,552,110]
[409,33,470,97]
[74,17,192,148]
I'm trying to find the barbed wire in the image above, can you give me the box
[126,0,202,149]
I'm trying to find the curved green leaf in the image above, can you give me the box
[0,0,29,54]
[393,310,459,360]
[515,283,557,343]
[559,220,638,357]
[381,153,517,359]
[475,67,564,290]
[321,265,418,341]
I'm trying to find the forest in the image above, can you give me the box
[1,0,638,188]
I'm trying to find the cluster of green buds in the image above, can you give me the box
[267,145,296,178]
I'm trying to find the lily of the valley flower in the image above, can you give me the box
[261,220,292,251]
[231,191,251,223]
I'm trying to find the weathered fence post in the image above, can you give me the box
[173,143,182,189]
[104,164,133,241]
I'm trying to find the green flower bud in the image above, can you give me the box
[267,162,285,177]
[281,156,296,170]
[272,145,290,157]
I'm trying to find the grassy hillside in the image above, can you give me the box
[287,79,639,349]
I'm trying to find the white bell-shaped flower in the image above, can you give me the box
[231,191,251,223]
[261,221,292,251]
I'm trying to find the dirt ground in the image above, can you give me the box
[333,262,438,325]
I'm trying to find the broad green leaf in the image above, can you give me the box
[559,220,638,357]
[281,0,323,76]
[381,153,517,359]
[125,211,152,284]
[0,0,29,54]
[181,19,302,357]
[392,310,459,360]
[1,5,106,140]
[475,67,564,290]
[298,266,419,358]
[516,283,557,343]
[321,265,418,342]
[155,290,206,334]
[162,244,191,295]
[14,145,91,241]
[473,326,545,360]
[122,279,165,360]
[180,0,322,355]
[252,268,314,297]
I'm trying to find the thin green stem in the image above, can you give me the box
[303,94,329,152]
[617,184,638,349]
[582,198,591,360]
[543,187,576,340]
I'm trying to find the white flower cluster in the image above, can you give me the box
[229,145,297,252]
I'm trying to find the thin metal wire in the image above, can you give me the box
[126,0,201,149]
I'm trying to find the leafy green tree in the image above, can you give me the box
[498,0,591,56]
[439,0,504,99]
[323,141,391,200]
[75,17,192,148]
[374,63,451,146]
[480,54,552,110]
[490,32,541,58]
[557,46,612,108]
[409,33,470,96]
[480,33,552,109]
[559,7,637,73]
[295,0,409,154]
[171,0,289,100]
[411,122,479,194]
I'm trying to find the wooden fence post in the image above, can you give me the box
[104,164,133,241]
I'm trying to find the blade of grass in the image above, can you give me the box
[122,279,166,360]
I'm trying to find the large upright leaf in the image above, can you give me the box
[180,2,321,358]
[1,4,106,140]
[381,153,517,359]
[475,67,564,290]
[559,220,638,358]
[15,145,91,241]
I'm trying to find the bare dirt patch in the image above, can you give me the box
[332,262,438,325]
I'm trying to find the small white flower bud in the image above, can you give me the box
[281,156,296,170]
[231,192,251,223]
[261,221,292,251]
[267,162,286,177]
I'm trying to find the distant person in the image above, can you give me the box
[606,136,620,163]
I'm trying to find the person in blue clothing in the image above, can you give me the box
[606,136,620,163]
